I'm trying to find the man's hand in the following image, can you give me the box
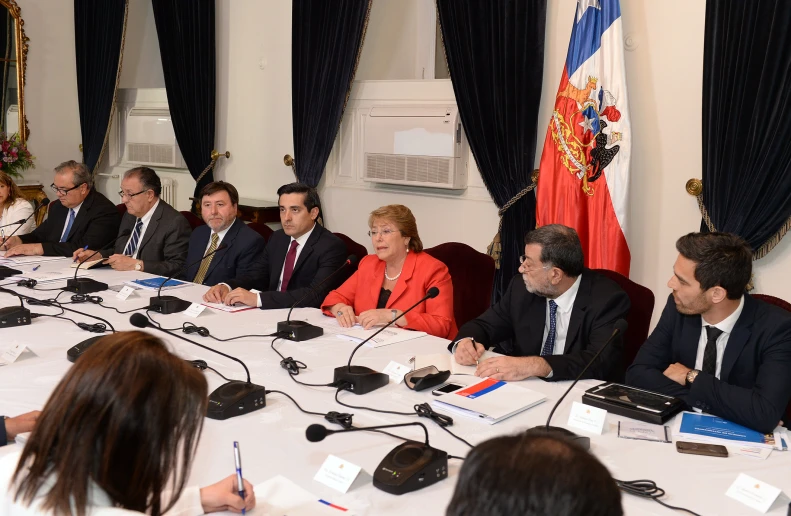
[476,356,551,381]
[106,254,140,271]
[663,362,692,386]
[453,338,485,365]
[72,248,97,262]
[0,235,21,251]
[224,288,258,307]
[199,474,256,514]
[330,303,356,328]
[5,243,43,257]
[5,410,41,440]
[203,284,230,303]
[357,309,395,329]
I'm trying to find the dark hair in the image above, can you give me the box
[675,232,752,299]
[54,160,92,188]
[12,332,208,516]
[446,433,623,516]
[0,170,23,208]
[199,180,239,205]
[124,166,162,197]
[277,182,321,213]
[524,224,584,277]
[368,204,424,252]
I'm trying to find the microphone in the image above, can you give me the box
[277,254,358,342]
[527,318,628,450]
[0,199,50,267]
[305,421,448,495]
[149,243,228,314]
[333,286,440,395]
[64,229,132,294]
[130,313,267,420]
[0,218,26,229]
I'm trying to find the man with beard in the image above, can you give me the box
[450,224,630,382]
[626,232,791,433]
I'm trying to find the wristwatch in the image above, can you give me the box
[134,260,143,272]
[391,309,398,322]
[685,369,700,386]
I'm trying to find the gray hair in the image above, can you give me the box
[124,167,161,197]
[54,160,92,189]
[524,224,585,277]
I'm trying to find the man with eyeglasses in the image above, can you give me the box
[73,167,190,275]
[202,182,346,309]
[1,160,119,257]
[450,224,630,382]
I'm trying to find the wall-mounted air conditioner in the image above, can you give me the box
[124,108,185,168]
[362,105,469,190]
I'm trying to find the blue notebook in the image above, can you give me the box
[129,277,188,290]
[677,412,776,448]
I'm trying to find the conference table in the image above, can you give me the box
[0,259,789,515]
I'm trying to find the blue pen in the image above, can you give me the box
[32,265,40,271]
[74,244,88,263]
[233,441,245,514]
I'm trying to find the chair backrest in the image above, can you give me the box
[180,210,205,230]
[752,294,791,425]
[333,232,367,273]
[592,269,655,373]
[115,203,127,216]
[247,222,274,243]
[424,242,495,329]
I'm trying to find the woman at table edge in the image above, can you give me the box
[0,172,36,242]
[322,204,458,339]
[0,331,256,516]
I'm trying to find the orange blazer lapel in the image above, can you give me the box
[386,252,417,308]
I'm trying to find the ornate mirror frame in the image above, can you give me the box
[0,0,28,142]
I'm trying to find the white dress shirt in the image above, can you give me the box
[251,223,315,308]
[121,199,160,258]
[202,218,234,255]
[694,295,745,378]
[0,198,35,239]
[542,275,581,377]
[60,201,83,241]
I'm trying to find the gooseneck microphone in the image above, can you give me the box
[277,254,358,342]
[0,199,50,274]
[333,286,440,395]
[305,421,448,495]
[64,230,132,294]
[130,313,267,420]
[149,243,228,314]
[527,318,628,450]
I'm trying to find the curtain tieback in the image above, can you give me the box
[486,182,536,269]
[195,150,231,185]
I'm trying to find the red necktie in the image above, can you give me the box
[280,240,299,292]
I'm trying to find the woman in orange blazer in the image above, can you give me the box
[322,205,457,339]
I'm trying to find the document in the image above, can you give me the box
[431,377,546,424]
[202,301,255,313]
[125,277,189,291]
[676,412,778,449]
[412,351,503,376]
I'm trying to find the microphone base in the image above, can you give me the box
[0,306,31,328]
[66,335,104,362]
[63,278,109,294]
[149,295,192,314]
[334,365,389,395]
[277,320,324,341]
[373,441,448,495]
[0,266,21,279]
[206,380,267,420]
[525,425,591,450]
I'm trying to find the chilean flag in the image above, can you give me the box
[536,0,631,276]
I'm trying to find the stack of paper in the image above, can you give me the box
[0,255,67,265]
[431,377,546,424]
[17,269,91,283]
[246,475,355,515]
[676,412,784,450]
[201,301,255,313]
[125,277,190,291]
[412,350,503,376]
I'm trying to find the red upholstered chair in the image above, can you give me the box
[592,269,655,373]
[247,222,274,243]
[752,294,791,425]
[424,242,495,329]
[333,233,368,273]
[116,203,127,216]
[180,210,205,230]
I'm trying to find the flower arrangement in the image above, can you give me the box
[0,132,34,179]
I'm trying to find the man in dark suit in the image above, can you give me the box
[626,232,791,433]
[204,183,346,309]
[1,160,120,257]
[73,167,190,277]
[179,181,266,289]
[451,224,630,382]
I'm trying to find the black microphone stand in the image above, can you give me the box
[64,230,132,294]
[150,243,228,314]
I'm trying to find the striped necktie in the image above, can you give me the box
[123,219,144,256]
[193,233,219,285]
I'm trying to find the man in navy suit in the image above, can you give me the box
[185,181,266,288]
[626,232,791,433]
[203,183,346,309]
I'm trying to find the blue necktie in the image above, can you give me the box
[541,300,558,356]
[123,219,144,256]
[60,209,75,242]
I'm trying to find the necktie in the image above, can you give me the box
[280,240,299,292]
[541,300,558,356]
[60,208,75,242]
[702,326,724,376]
[193,233,219,285]
[123,219,144,256]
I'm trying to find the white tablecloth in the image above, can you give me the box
[0,258,789,515]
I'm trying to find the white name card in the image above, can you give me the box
[382,361,411,383]
[183,303,207,318]
[314,454,362,494]
[115,285,136,300]
[567,401,607,435]
[0,341,27,365]
[725,473,782,513]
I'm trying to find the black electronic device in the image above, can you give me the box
[0,305,31,328]
[431,382,464,396]
[306,422,448,495]
[0,266,22,279]
[528,319,629,450]
[67,335,104,362]
[0,286,116,334]
[333,287,440,395]
[675,441,728,458]
[582,382,684,425]
[276,255,358,342]
[149,243,227,314]
[130,313,266,420]
[63,229,132,294]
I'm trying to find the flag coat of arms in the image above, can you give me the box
[536,0,631,276]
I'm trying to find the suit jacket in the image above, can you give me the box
[19,189,120,257]
[102,201,191,277]
[227,223,347,309]
[626,294,791,433]
[453,270,631,381]
[183,218,266,286]
[321,251,458,339]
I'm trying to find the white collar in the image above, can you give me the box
[550,275,582,313]
[137,199,160,225]
[702,295,744,335]
[212,218,236,241]
[290,223,316,247]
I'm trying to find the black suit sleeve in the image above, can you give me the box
[27,199,121,257]
[233,234,267,280]
[0,418,7,446]
[226,238,272,291]
[142,215,192,277]
[450,277,520,352]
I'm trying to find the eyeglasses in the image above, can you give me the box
[519,255,552,273]
[118,189,149,200]
[368,229,399,237]
[50,182,85,195]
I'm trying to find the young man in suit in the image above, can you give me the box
[203,183,346,309]
[184,181,266,288]
[451,224,630,382]
[73,167,191,277]
[1,160,120,257]
[626,232,791,433]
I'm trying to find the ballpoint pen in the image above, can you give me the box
[233,441,246,515]
[32,265,40,271]
[74,244,88,263]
